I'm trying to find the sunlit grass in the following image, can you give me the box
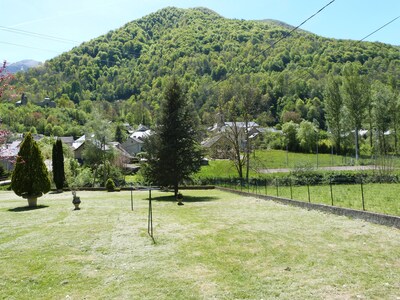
[0,189,399,299]
[197,150,375,179]
[227,182,400,216]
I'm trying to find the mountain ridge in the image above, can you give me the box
[11,6,400,127]
[7,59,42,74]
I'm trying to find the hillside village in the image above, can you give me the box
[0,118,270,174]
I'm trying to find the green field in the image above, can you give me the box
[225,182,400,217]
[197,150,375,179]
[1,190,399,299]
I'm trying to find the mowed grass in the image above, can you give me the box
[234,183,400,216]
[277,183,400,216]
[0,190,399,299]
[197,150,371,178]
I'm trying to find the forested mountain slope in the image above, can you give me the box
[12,6,400,128]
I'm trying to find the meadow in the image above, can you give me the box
[223,182,400,217]
[0,189,399,299]
[196,150,375,178]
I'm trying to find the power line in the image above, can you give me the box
[359,15,400,42]
[0,41,61,55]
[213,0,336,87]
[259,0,336,57]
[0,26,79,44]
[285,14,400,88]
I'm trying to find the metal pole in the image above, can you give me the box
[286,144,289,167]
[330,177,334,206]
[360,177,365,211]
[130,184,133,211]
[148,188,153,238]
[265,179,268,196]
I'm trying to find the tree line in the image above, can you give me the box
[3,7,399,133]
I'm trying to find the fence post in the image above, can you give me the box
[290,178,293,199]
[330,176,334,206]
[276,179,279,197]
[360,176,365,211]
[307,183,311,203]
[265,179,268,196]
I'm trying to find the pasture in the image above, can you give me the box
[0,190,399,299]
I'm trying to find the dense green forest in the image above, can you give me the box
[3,7,400,144]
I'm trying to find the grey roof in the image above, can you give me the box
[201,134,224,148]
[0,140,21,157]
[58,136,74,146]
[209,121,259,133]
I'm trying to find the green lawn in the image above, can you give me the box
[228,182,400,217]
[274,183,400,216]
[253,149,352,169]
[1,190,399,299]
[197,150,374,179]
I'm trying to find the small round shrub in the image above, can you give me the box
[106,178,116,191]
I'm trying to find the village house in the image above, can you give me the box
[72,134,132,164]
[120,124,152,156]
[0,140,21,171]
[202,118,262,159]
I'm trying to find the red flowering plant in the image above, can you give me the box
[0,60,15,99]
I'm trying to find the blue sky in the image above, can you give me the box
[1,0,399,63]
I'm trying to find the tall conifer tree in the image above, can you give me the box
[52,138,65,191]
[143,77,202,197]
[11,132,51,207]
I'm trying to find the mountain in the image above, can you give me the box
[13,6,400,127]
[7,60,42,74]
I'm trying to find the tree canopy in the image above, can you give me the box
[142,77,203,197]
[4,7,399,134]
[11,132,51,206]
[52,138,65,191]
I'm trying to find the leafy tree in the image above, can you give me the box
[389,92,400,154]
[0,61,14,99]
[282,121,299,152]
[372,81,394,154]
[218,76,260,181]
[342,63,370,160]
[142,77,202,197]
[297,120,318,153]
[83,108,114,186]
[11,132,51,207]
[114,123,127,143]
[52,138,65,191]
[324,75,343,153]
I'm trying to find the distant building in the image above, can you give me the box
[57,136,74,148]
[0,140,21,171]
[120,124,152,156]
[203,120,266,159]
[15,93,28,107]
[37,97,56,108]
[15,95,56,108]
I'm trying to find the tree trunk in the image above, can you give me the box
[245,121,250,183]
[174,184,178,198]
[355,127,359,160]
[27,197,37,207]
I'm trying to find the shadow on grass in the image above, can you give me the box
[8,205,49,212]
[151,195,218,203]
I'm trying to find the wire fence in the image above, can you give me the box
[207,176,399,217]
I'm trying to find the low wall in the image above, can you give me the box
[217,187,400,229]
